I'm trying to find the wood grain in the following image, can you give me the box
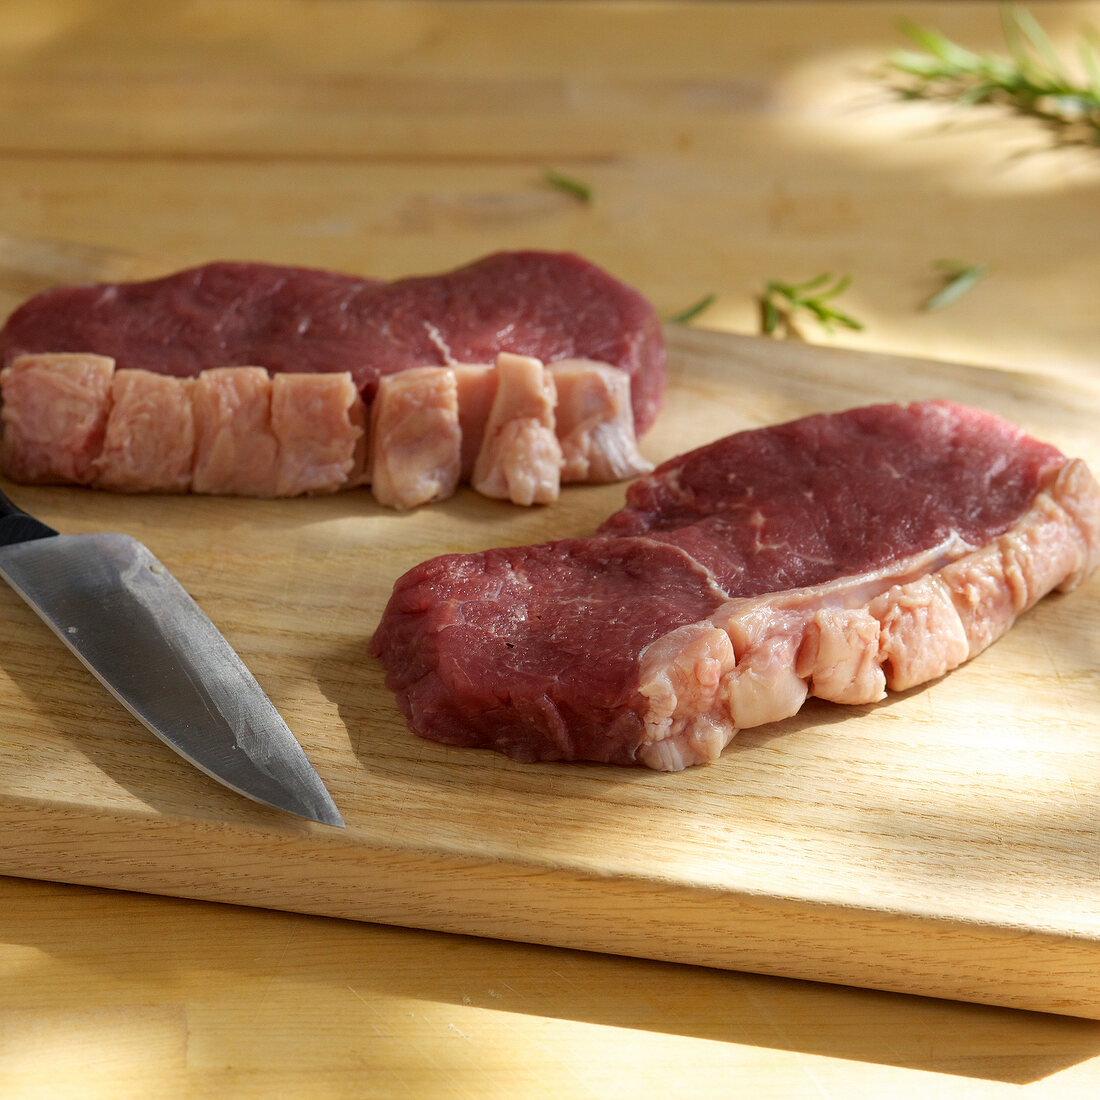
[3,3,1100,1093]
[0,267,1096,1019]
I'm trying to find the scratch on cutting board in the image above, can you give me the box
[497,1013,591,1091]
[1067,777,1086,813]
[1035,622,1070,699]
[237,926,303,1030]
[345,985,386,1036]
[742,981,833,1097]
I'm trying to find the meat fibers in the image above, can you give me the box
[0,251,666,434]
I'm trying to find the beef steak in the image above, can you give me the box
[370,401,1100,769]
[0,250,666,435]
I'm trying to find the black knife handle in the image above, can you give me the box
[0,486,59,545]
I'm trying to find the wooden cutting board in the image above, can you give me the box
[0,237,1097,1020]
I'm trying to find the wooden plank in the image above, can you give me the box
[0,283,1096,1019]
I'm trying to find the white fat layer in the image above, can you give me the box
[635,459,1100,771]
[3,352,650,507]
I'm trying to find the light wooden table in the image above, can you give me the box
[0,3,1098,1096]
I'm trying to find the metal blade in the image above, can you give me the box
[0,531,344,828]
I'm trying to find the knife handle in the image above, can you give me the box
[0,486,59,545]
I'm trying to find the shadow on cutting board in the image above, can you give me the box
[1,880,1098,1087]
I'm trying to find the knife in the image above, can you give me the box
[0,487,344,828]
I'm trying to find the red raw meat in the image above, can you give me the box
[0,251,666,435]
[370,401,1100,769]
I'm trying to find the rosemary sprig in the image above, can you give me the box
[920,260,990,311]
[544,169,592,202]
[759,273,863,338]
[668,293,716,325]
[885,5,1100,143]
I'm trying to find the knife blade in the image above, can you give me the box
[0,487,344,828]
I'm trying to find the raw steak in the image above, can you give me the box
[0,250,666,434]
[370,401,1100,770]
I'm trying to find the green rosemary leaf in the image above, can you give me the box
[760,296,781,335]
[815,273,852,302]
[889,48,946,78]
[921,261,989,311]
[544,170,592,202]
[958,80,1000,106]
[1080,29,1100,96]
[803,299,863,332]
[821,306,864,332]
[885,7,1100,143]
[1009,5,1066,81]
[787,273,833,296]
[898,19,976,70]
[759,273,862,337]
[668,293,716,325]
